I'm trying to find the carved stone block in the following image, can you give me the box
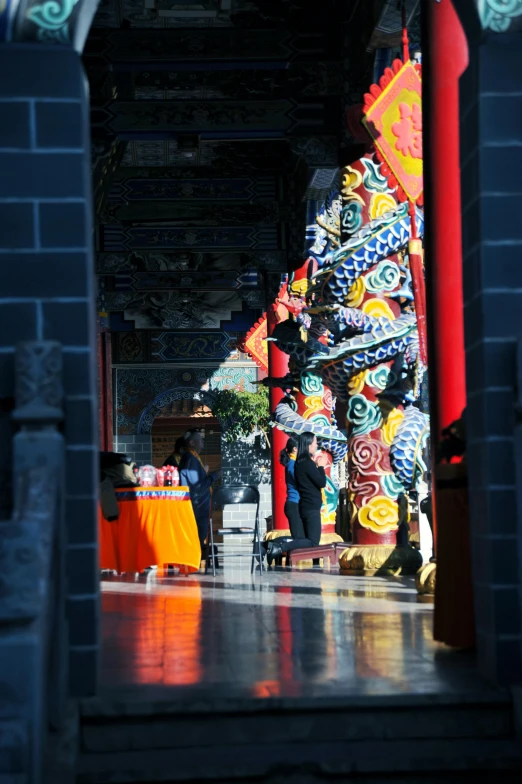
[0,520,41,622]
[13,342,63,424]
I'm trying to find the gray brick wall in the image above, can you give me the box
[0,45,99,697]
[113,434,153,466]
[453,4,522,683]
[221,434,272,536]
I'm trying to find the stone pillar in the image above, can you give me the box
[0,45,99,696]
[452,0,522,683]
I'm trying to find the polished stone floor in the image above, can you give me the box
[100,563,486,700]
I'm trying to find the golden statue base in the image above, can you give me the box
[415,561,436,603]
[264,529,291,541]
[339,545,423,576]
[265,530,344,545]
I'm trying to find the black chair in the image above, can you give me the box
[206,485,263,576]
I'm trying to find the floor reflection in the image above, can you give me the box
[100,566,485,698]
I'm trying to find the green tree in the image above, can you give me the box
[211,386,271,446]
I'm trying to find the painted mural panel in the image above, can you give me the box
[151,332,238,363]
[132,63,343,99]
[104,289,245,330]
[114,331,251,364]
[108,100,294,133]
[103,29,293,61]
[100,201,281,226]
[115,365,258,435]
[108,176,277,202]
[119,140,291,171]
[96,250,287,274]
[104,270,260,292]
[101,225,279,251]
[120,141,200,168]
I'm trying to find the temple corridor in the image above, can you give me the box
[98,568,485,698]
[3,0,522,780]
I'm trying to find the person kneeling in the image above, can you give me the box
[266,431,325,566]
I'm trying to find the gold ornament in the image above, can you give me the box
[339,545,422,576]
[344,277,365,308]
[264,530,342,545]
[321,508,337,528]
[303,395,324,418]
[381,406,405,446]
[264,529,291,541]
[341,167,364,201]
[369,192,397,221]
[362,298,396,320]
[289,278,309,296]
[347,369,367,396]
[415,561,436,600]
[358,495,399,534]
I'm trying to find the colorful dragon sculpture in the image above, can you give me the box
[266,149,430,571]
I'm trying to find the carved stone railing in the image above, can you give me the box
[0,342,67,783]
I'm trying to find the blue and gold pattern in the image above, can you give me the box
[270,166,429,508]
[116,488,191,502]
[389,406,430,490]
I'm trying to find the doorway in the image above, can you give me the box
[151,414,222,529]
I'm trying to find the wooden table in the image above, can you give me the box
[99,486,201,574]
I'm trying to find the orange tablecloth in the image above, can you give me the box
[99,486,201,574]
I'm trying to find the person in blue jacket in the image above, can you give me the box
[179,429,221,549]
[279,436,305,538]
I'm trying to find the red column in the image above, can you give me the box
[427,0,468,434]
[267,302,289,530]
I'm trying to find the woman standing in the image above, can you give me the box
[279,436,305,538]
[267,431,326,565]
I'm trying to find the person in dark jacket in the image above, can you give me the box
[179,429,221,548]
[266,431,326,566]
[163,437,185,468]
[280,436,305,538]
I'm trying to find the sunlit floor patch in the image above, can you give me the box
[100,566,485,699]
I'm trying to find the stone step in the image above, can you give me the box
[77,738,522,783]
[77,692,522,782]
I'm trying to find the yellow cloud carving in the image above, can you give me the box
[358,496,400,534]
[362,298,396,320]
[381,406,404,446]
[303,395,324,418]
[289,278,309,296]
[347,370,367,396]
[369,193,397,220]
[344,277,365,308]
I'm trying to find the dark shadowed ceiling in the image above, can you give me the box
[85,0,419,362]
